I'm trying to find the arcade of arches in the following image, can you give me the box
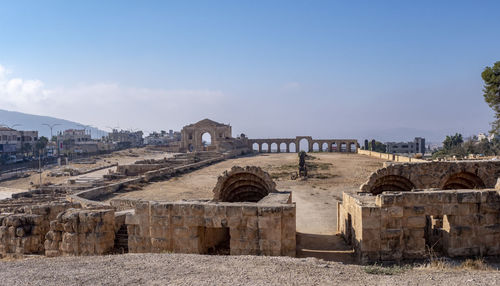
[248,136,358,153]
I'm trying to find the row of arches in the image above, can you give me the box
[251,140,357,153]
[369,171,486,195]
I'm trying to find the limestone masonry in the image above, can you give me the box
[0,118,499,264]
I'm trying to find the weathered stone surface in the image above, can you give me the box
[361,161,500,194]
[44,208,115,256]
[338,188,500,263]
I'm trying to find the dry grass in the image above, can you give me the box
[422,257,493,271]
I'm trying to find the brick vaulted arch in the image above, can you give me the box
[212,166,277,202]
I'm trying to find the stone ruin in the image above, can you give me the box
[0,166,296,258]
[2,154,499,263]
[338,160,500,263]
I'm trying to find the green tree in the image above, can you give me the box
[368,141,387,153]
[35,136,49,156]
[482,61,500,134]
[443,133,463,151]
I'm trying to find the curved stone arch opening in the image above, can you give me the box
[340,142,347,152]
[370,175,415,195]
[289,142,297,153]
[312,142,320,152]
[252,143,259,152]
[349,142,356,152]
[262,143,269,153]
[279,142,287,152]
[270,142,278,153]
[321,142,329,152]
[441,172,486,190]
[212,166,277,202]
[201,132,213,147]
[331,142,338,152]
[299,139,309,152]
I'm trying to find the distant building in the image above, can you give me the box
[108,129,143,147]
[477,132,499,142]
[57,129,91,143]
[0,127,39,154]
[144,130,181,146]
[386,137,425,154]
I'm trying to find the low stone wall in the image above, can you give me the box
[0,202,80,257]
[123,193,296,256]
[45,208,115,257]
[116,164,162,176]
[357,149,426,163]
[338,189,500,263]
[0,214,47,257]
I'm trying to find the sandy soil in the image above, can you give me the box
[0,253,498,286]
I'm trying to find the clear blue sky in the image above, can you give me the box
[0,0,499,142]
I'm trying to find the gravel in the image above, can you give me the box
[1,253,499,285]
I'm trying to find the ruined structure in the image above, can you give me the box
[0,165,296,258]
[360,161,499,195]
[212,166,277,202]
[339,160,500,263]
[338,189,500,263]
[180,119,249,153]
[248,136,358,153]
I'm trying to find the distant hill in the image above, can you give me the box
[0,109,107,139]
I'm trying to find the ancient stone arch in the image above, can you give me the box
[180,119,232,152]
[441,172,485,190]
[360,161,499,194]
[212,166,277,202]
[370,175,415,195]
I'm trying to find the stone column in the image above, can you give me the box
[258,143,262,153]
[277,142,281,153]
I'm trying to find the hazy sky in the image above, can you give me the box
[0,0,499,142]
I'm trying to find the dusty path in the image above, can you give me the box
[0,253,498,286]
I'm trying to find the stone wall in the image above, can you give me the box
[360,161,500,194]
[338,189,500,263]
[0,202,80,257]
[123,193,296,256]
[45,208,115,257]
[357,149,426,163]
[0,214,47,257]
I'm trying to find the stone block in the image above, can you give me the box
[443,204,459,215]
[242,206,258,216]
[380,229,401,239]
[406,216,426,228]
[382,207,403,218]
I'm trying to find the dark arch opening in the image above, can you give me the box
[442,172,485,190]
[218,173,272,202]
[370,175,415,195]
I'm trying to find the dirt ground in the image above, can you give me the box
[0,253,498,286]
[107,152,385,261]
